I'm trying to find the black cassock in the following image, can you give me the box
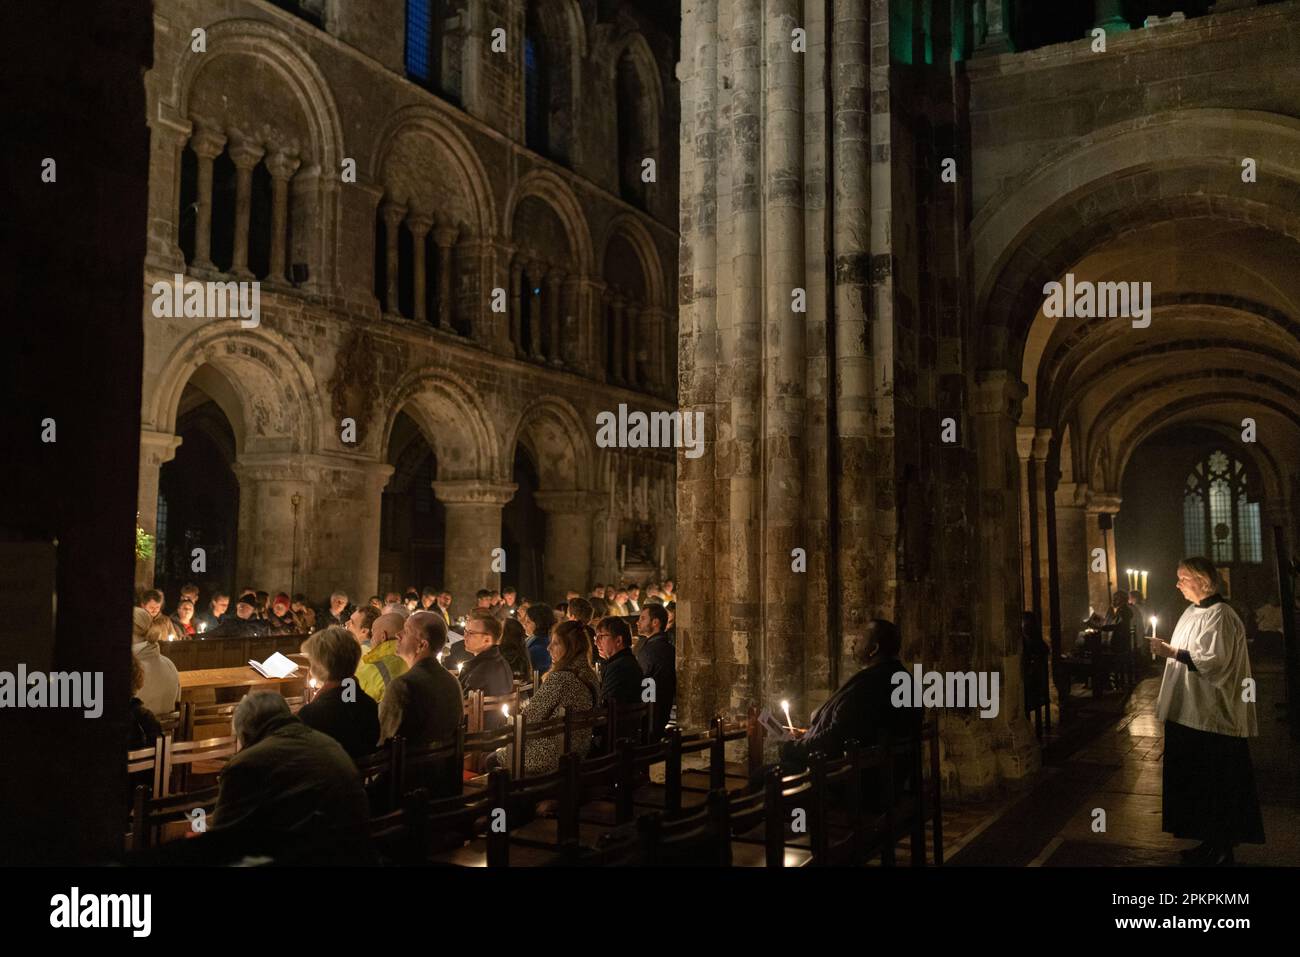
[1162,719,1264,846]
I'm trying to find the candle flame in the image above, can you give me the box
[501,704,510,718]
[780,699,793,731]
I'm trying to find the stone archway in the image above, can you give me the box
[507,396,596,602]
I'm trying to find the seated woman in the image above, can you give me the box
[173,599,197,638]
[128,654,162,750]
[298,626,381,759]
[498,617,533,683]
[266,593,298,635]
[132,609,181,717]
[493,620,599,776]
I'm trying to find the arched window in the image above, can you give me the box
[524,32,548,154]
[406,0,443,89]
[1183,450,1262,563]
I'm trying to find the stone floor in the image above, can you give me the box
[947,648,1300,867]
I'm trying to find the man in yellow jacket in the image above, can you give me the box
[356,612,408,703]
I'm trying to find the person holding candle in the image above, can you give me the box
[774,619,919,808]
[1149,556,1264,866]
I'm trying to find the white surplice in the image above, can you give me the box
[1155,600,1257,738]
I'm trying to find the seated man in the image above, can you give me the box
[210,692,371,864]
[194,591,228,635]
[1099,591,1134,654]
[207,593,268,638]
[378,612,463,748]
[634,604,676,740]
[459,610,514,728]
[378,612,464,797]
[355,611,408,703]
[595,615,642,708]
[781,619,919,806]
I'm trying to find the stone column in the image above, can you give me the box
[189,123,226,271]
[544,268,563,366]
[265,149,301,284]
[431,479,517,618]
[434,220,459,331]
[624,302,640,389]
[1015,425,1036,613]
[227,132,265,279]
[533,490,595,603]
[610,293,627,385]
[136,430,183,588]
[232,455,318,597]
[509,254,525,356]
[1055,481,1091,641]
[407,213,433,324]
[1085,491,1122,613]
[974,0,1012,54]
[972,371,1040,784]
[524,260,545,360]
[1032,430,1053,637]
[561,273,582,368]
[382,200,407,317]
[352,462,395,601]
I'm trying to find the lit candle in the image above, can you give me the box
[1141,570,1148,600]
[1150,617,1158,661]
[780,699,794,732]
[501,704,510,719]
[457,662,464,675]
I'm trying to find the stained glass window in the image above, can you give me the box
[1183,450,1261,564]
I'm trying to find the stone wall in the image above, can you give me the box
[136,0,681,614]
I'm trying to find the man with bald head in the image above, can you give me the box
[378,611,463,748]
[355,611,408,703]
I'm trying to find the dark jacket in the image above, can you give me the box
[266,610,299,635]
[635,633,676,740]
[801,658,917,758]
[599,647,643,707]
[129,698,161,750]
[297,684,381,760]
[460,645,515,699]
[527,634,552,675]
[212,714,369,861]
[378,656,464,747]
[207,615,268,639]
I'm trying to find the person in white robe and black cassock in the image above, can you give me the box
[1149,556,1264,866]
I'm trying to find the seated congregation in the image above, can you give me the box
[127,587,939,866]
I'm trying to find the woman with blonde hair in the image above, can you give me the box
[132,607,180,717]
[493,619,599,776]
[298,626,380,759]
[1150,556,1264,866]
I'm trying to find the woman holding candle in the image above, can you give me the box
[1149,556,1264,866]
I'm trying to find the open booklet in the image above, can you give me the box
[248,651,298,679]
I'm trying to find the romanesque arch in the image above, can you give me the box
[381,368,500,482]
[147,322,322,456]
[505,395,593,492]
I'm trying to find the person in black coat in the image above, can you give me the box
[297,626,381,759]
[207,593,268,638]
[459,611,515,728]
[595,616,643,707]
[634,604,676,740]
[781,619,919,808]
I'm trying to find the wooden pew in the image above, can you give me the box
[129,783,219,851]
[161,733,238,796]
